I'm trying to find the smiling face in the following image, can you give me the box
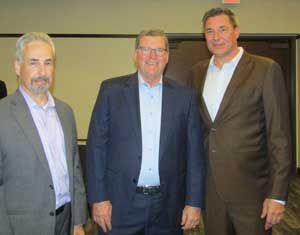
[134,36,169,86]
[204,14,240,65]
[14,41,54,98]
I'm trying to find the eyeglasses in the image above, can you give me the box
[137,47,167,56]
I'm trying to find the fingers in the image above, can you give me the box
[96,217,111,232]
[262,199,285,230]
[92,201,112,232]
[181,206,201,230]
[182,217,200,230]
[181,211,187,227]
[260,201,268,219]
[73,225,85,235]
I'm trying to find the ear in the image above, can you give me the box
[133,50,138,68]
[234,26,241,39]
[14,60,21,77]
[165,52,169,63]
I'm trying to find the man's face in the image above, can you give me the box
[14,41,54,97]
[204,14,240,61]
[134,36,169,85]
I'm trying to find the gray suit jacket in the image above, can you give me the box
[0,90,87,235]
[188,51,291,203]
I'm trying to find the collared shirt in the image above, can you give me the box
[20,87,70,209]
[137,73,162,186]
[203,47,244,121]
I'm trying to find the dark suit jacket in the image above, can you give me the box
[0,80,7,99]
[188,51,291,203]
[86,73,205,227]
[0,90,87,235]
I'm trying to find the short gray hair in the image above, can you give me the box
[135,29,169,51]
[15,32,55,62]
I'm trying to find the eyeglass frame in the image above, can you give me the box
[137,46,168,56]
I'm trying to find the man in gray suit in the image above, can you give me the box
[188,8,291,235]
[0,32,87,235]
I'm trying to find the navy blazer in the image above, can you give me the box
[86,73,205,227]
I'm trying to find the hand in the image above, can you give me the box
[92,201,112,232]
[261,198,285,230]
[181,205,201,230]
[73,224,85,235]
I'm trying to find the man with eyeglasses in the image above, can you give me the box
[187,7,291,235]
[86,29,205,235]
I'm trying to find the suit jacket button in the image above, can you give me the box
[133,179,137,184]
[49,185,54,190]
[49,212,55,216]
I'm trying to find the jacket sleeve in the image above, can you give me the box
[0,147,13,234]
[71,112,88,225]
[86,82,110,203]
[263,61,292,200]
[185,90,206,208]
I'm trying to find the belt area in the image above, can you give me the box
[56,204,66,216]
[136,185,161,195]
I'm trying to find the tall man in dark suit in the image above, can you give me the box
[86,29,205,235]
[188,8,291,235]
[0,32,87,235]
[0,80,7,99]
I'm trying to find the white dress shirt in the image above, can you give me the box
[20,87,71,209]
[137,73,162,186]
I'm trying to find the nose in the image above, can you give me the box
[37,63,46,76]
[213,31,220,40]
[149,49,158,59]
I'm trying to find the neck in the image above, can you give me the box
[32,94,48,106]
[22,88,49,106]
[146,79,160,87]
[214,47,240,68]
[141,75,162,88]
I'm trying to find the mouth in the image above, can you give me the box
[212,43,225,48]
[145,60,159,65]
[31,76,49,87]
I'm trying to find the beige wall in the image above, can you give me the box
[1,0,300,34]
[1,0,299,165]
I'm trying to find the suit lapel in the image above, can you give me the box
[123,73,142,150]
[195,61,213,127]
[159,78,176,161]
[11,90,52,177]
[55,102,73,179]
[215,52,253,122]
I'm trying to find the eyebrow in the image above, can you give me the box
[28,58,53,62]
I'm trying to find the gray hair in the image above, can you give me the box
[135,29,169,51]
[15,32,55,62]
[202,7,239,29]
